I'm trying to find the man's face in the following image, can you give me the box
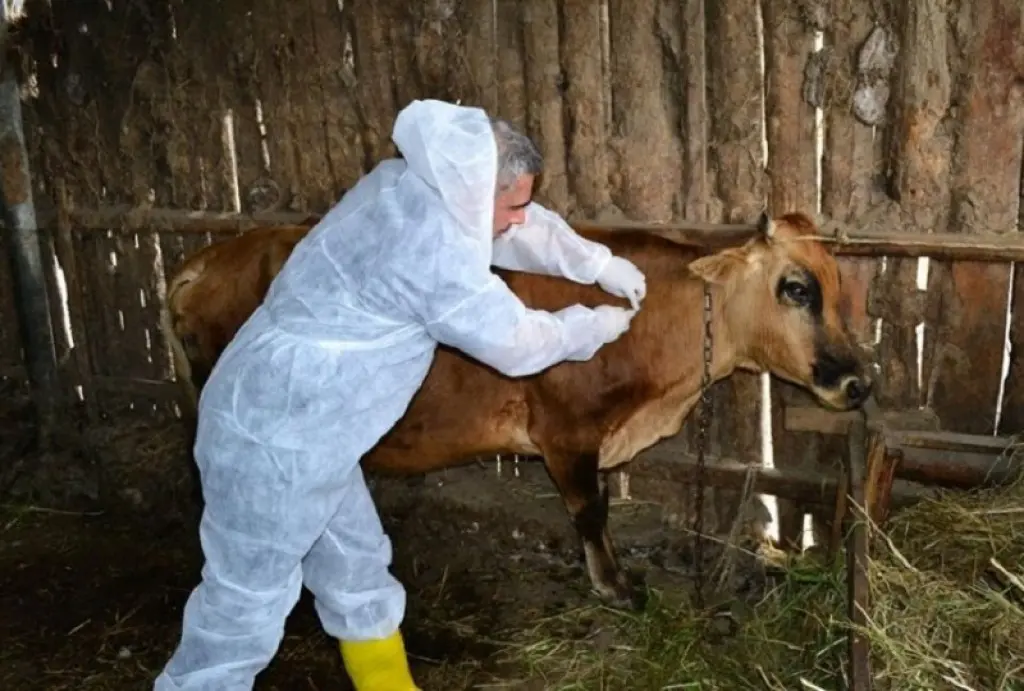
[492,174,534,238]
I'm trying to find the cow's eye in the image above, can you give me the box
[783,280,810,306]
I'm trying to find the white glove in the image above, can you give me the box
[597,256,647,310]
[593,304,636,344]
[560,304,638,363]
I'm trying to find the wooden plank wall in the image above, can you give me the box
[1,0,1023,543]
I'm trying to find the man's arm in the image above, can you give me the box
[491,202,612,283]
[491,202,647,309]
[417,261,634,379]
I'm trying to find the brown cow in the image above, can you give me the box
[160,211,871,610]
[160,224,310,410]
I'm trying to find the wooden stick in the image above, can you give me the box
[27,204,1024,263]
[828,460,849,557]
[846,417,873,691]
[640,444,935,508]
[864,433,898,527]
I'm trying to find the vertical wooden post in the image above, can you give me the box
[818,0,888,550]
[884,0,953,411]
[561,0,611,217]
[846,417,872,691]
[864,433,898,527]
[827,467,849,557]
[522,0,570,213]
[0,19,60,444]
[52,178,98,425]
[925,0,1024,435]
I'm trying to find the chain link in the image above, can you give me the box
[692,280,713,611]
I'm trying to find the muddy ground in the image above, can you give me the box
[0,384,767,690]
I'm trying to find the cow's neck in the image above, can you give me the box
[697,279,744,385]
[595,267,759,471]
[595,280,740,471]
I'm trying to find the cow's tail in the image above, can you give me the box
[160,263,203,420]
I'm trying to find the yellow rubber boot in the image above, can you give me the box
[340,630,422,691]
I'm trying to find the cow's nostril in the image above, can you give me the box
[845,377,869,404]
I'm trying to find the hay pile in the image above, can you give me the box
[862,473,1024,690]
[490,470,1024,690]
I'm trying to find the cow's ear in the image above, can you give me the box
[687,247,751,285]
[757,208,775,243]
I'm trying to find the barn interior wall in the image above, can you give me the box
[0,0,1022,542]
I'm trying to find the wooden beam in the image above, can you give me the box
[88,375,184,402]
[640,445,936,508]
[785,406,865,435]
[19,204,1024,263]
[575,218,1024,263]
[784,405,1022,490]
[885,443,1021,489]
[887,428,1014,454]
[33,205,322,234]
[784,404,940,435]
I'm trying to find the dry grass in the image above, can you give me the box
[487,464,1024,690]
[860,466,1024,690]
[486,560,847,690]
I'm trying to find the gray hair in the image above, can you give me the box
[490,117,543,193]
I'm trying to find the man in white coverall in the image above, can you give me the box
[154,98,647,691]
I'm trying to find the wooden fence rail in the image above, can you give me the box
[19,205,1024,262]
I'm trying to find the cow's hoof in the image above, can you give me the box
[596,574,648,611]
[623,584,649,611]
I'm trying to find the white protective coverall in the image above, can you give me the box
[154,99,642,690]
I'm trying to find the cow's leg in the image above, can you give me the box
[543,452,646,611]
[181,411,204,511]
[179,353,210,511]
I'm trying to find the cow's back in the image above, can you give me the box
[365,229,705,473]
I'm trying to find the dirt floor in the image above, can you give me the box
[0,383,764,690]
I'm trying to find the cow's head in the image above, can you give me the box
[687,212,872,411]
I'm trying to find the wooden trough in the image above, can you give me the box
[641,396,1021,691]
[644,397,1022,691]
[784,402,1020,691]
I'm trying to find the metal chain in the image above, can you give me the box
[692,280,713,611]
